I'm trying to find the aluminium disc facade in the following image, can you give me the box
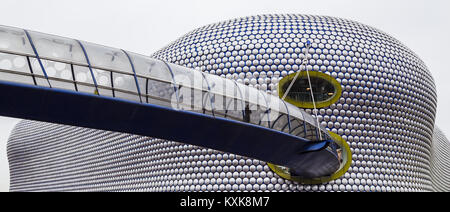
[7,14,449,192]
[430,127,450,192]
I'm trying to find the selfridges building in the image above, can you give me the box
[5,14,450,192]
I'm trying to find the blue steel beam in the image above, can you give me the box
[0,80,339,177]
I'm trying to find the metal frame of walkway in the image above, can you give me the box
[0,25,341,179]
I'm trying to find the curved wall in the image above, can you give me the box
[7,14,446,192]
[430,127,450,192]
[151,14,438,191]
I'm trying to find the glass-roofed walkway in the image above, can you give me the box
[0,25,345,180]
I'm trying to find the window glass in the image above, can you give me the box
[146,78,177,108]
[0,52,31,74]
[0,71,34,85]
[285,102,304,120]
[113,72,140,102]
[80,41,132,74]
[282,75,335,102]
[278,71,341,109]
[28,31,86,65]
[73,65,97,94]
[0,26,34,55]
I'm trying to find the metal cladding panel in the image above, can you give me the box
[6,14,448,192]
[430,127,450,192]
[151,14,439,191]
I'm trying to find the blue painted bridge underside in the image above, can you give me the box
[0,81,339,178]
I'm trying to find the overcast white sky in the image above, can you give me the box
[0,0,449,192]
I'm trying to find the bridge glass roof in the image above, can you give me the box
[0,25,331,142]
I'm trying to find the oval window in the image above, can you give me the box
[278,71,341,108]
[267,131,352,184]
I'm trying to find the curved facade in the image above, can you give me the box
[430,127,450,192]
[6,14,448,192]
